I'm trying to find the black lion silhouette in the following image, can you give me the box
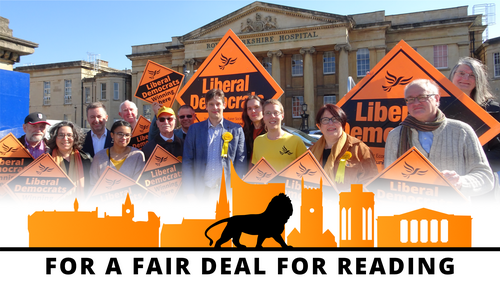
[205,193,293,248]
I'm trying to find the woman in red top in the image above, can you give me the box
[242,94,265,168]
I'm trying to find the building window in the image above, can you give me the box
[63,114,69,121]
[433,45,448,69]
[324,95,336,105]
[323,51,335,74]
[113,82,119,100]
[292,54,303,76]
[262,57,272,74]
[64,79,72,104]
[357,48,370,77]
[84,87,91,103]
[100,83,106,100]
[292,96,304,118]
[494,52,500,77]
[43,81,51,105]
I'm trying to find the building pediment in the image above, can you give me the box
[180,1,351,42]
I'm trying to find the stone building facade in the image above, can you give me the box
[15,60,131,128]
[0,16,37,71]
[127,2,485,129]
[477,36,500,100]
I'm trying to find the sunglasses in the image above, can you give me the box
[158,117,174,122]
[179,115,193,119]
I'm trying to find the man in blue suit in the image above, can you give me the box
[182,89,246,201]
[82,102,113,157]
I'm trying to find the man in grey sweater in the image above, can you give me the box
[385,79,493,197]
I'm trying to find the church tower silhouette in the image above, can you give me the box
[339,184,375,247]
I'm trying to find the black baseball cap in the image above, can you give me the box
[24,112,50,125]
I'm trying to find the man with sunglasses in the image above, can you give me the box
[142,106,183,162]
[173,105,196,140]
[385,79,493,198]
[148,103,196,140]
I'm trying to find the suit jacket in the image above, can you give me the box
[148,115,187,140]
[182,118,246,198]
[142,133,183,161]
[82,129,113,158]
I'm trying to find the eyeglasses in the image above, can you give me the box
[158,117,174,122]
[264,111,282,117]
[404,94,435,104]
[320,117,341,125]
[456,71,475,80]
[115,132,131,138]
[56,133,74,139]
[179,115,192,119]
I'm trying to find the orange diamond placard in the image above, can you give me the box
[134,60,185,107]
[88,167,149,204]
[0,133,33,186]
[129,116,151,150]
[364,147,467,204]
[337,40,500,169]
[137,145,182,200]
[4,153,75,202]
[176,29,283,125]
[270,150,337,202]
[242,157,277,184]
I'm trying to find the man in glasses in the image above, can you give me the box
[142,106,183,162]
[384,79,493,198]
[148,103,196,140]
[173,105,196,140]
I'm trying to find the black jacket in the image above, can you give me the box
[82,129,113,158]
[142,133,183,162]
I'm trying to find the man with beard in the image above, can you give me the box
[18,112,50,158]
[142,106,183,161]
[82,102,113,157]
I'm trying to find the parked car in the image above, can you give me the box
[308,129,322,140]
[282,125,317,148]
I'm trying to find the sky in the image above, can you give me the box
[1,0,499,71]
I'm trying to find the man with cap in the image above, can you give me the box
[148,102,196,141]
[18,112,50,159]
[142,106,183,162]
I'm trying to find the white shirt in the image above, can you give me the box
[91,130,107,155]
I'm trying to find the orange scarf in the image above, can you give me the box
[52,148,85,198]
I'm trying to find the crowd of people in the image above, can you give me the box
[12,57,499,202]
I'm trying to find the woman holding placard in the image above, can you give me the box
[89,120,145,187]
[450,57,500,201]
[47,121,92,198]
[308,104,378,192]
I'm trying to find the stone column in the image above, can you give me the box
[300,47,316,129]
[267,50,283,85]
[335,43,351,99]
[183,58,196,83]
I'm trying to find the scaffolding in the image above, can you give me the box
[473,3,496,42]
